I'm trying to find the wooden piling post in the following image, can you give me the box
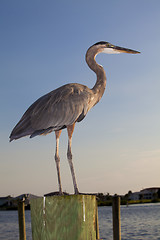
[30,195,100,240]
[112,195,121,240]
[96,204,100,240]
[18,199,26,240]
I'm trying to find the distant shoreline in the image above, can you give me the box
[0,198,160,210]
[98,198,160,206]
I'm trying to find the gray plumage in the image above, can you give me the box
[10,41,140,194]
[10,83,93,141]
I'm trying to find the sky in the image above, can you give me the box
[0,0,160,197]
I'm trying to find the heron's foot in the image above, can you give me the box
[74,188,80,195]
[58,191,64,196]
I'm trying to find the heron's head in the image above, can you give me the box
[93,41,140,54]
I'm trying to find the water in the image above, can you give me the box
[0,203,160,240]
[0,210,32,240]
[98,203,160,240]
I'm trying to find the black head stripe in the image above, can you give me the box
[94,41,108,46]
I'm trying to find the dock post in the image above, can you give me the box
[112,195,121,240]
[96,204,100,239]
[18,199,26,240]
[30,195,100,240]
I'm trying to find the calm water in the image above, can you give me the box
[0,203,160,240]
[98,203,160,240]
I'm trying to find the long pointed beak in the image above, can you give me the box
[113,45,140,54]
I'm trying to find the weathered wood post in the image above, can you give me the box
[30,195,101,240]
[96,205,100,240]
[18,199,26,240]
[112,195,121,240]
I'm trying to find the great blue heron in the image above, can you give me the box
[10,41,140,194]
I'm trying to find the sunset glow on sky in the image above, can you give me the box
[1,0,160,197]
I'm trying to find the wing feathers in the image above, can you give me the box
[10,83,92,140]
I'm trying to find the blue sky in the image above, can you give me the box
[1,0,160,196]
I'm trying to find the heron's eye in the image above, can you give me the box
[106,43,109,47]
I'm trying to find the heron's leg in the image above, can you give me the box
[67,124,79,194]
[55,130,63,195]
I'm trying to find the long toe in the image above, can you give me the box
[74,188,80,195]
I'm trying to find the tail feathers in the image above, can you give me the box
[10,113,62,141]
[9,117,33,141]
[30,127,54,138]
[10,126,55,141]
[9,130,33,142]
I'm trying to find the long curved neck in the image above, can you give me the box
[86,46,106,104]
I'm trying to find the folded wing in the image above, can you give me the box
[10,83,92,141]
